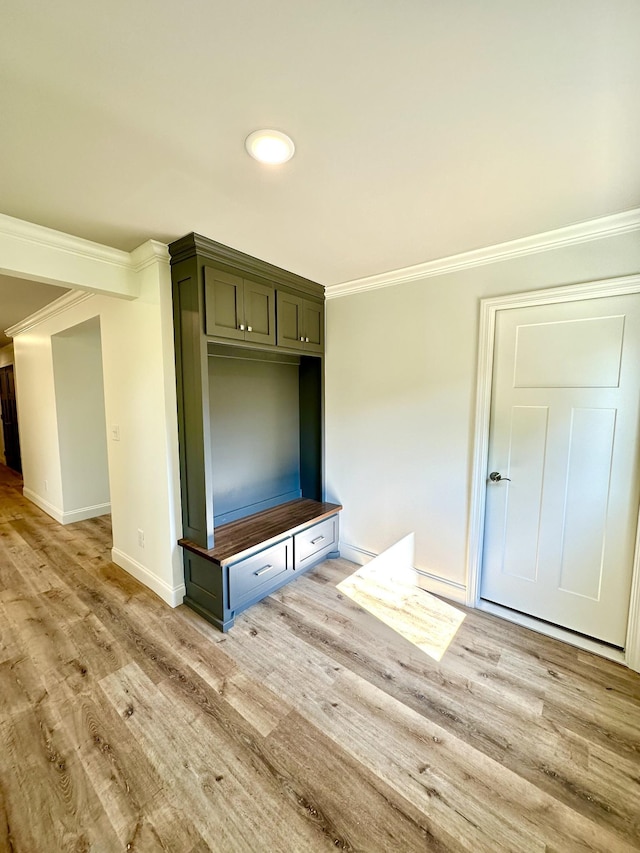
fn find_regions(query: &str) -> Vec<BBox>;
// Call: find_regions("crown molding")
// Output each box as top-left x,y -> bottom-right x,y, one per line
325,208 -> 640,300
0,215 -> 174,301
2,221 -> 173,338
0,213 -> 132,270
5,291 -> 95,338
130,239 -> 170,272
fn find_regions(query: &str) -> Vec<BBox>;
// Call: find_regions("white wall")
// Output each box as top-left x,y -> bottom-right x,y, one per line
325,229 -> 640,600
51,316 -> 110,518
13,249 -> 184,605
0,343 -> 15,464
15,330 -> 63,507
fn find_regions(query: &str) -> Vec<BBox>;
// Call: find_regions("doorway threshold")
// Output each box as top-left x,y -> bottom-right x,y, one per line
478,598 -> 626,666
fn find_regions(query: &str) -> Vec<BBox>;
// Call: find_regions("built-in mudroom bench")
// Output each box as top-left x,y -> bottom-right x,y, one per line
179,498 -> 341,631
169,233 -> 341,631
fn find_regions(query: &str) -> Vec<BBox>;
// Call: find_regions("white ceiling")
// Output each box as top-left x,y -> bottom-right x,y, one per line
0,0 -> 638,343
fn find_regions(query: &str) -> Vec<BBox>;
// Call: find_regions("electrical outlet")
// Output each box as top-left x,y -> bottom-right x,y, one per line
44,479 -> 48,492
111,425 -> 120,441
137,529 -> 144,548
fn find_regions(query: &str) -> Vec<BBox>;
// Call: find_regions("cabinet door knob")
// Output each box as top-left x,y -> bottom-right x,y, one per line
300,336 -> 305,342
239,324 -> 245,331
305,337 -> 309,342
247,326 -> 252,332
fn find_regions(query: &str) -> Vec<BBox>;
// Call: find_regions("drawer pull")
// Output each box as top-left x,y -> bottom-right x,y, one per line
254,564 -> 273,577
311,535 -> 325,545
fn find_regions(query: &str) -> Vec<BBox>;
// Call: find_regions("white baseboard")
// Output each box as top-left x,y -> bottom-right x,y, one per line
111,547 -> 186,607
23,487 -> 64,524
415,570 -> 467,605
24,488 -> 111,525
339,542 -> 376,566
339,539 -> 468,605
62,502 -> 111,524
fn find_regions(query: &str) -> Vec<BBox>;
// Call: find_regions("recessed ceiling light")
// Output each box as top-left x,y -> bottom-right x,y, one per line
245,129 -> 295,165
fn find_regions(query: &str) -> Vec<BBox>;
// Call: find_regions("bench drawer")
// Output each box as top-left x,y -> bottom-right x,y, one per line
294,515 -> 338,570
228,538 -> 291,611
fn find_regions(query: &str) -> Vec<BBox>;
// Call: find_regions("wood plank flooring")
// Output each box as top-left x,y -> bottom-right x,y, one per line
1,464 -> 639,852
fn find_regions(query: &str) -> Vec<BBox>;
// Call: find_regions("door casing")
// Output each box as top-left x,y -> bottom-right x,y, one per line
467,274 -> 640,672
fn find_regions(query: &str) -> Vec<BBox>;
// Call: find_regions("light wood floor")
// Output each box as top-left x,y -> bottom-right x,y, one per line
1,465 -> 639,852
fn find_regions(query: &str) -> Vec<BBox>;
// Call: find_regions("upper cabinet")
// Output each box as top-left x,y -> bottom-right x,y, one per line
276,292 -> 324,353
172,233 -> 325,355
204,267 -> 275,346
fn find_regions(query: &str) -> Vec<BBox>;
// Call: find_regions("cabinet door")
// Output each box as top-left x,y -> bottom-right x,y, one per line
302,300 -> 324,353
244,280 -> 275,346
276,292 -> 304,350
204,267 -> 245,340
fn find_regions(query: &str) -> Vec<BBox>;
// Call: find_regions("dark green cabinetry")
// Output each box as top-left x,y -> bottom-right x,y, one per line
180,501 -> 341,632
276,291 -> 324,353
228,538 -> 291,612
170,233 -> 340,631
204,267 -> 275,345
294,513 -> 338,570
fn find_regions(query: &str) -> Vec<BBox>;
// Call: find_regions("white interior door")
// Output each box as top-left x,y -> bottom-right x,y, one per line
481,294 -> 640,647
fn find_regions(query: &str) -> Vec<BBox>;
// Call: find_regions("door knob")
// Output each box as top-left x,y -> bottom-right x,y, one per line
489,471 -> 511,482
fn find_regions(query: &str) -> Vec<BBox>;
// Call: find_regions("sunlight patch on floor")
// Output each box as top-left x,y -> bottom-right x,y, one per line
337,560 -> 465,662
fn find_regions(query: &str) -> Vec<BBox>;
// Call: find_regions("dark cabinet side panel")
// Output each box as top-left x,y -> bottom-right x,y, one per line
183,551 -> 231,631
174,269 -> 215,548
299,356 -> 322,501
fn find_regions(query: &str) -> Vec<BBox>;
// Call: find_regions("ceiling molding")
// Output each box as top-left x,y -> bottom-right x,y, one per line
0,213 -> 132,270
2,230 -> 173,339
130,239 -> 170,272
0,214 -> 169,299
325,208 -> 640,300
5,291 -> 95,338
